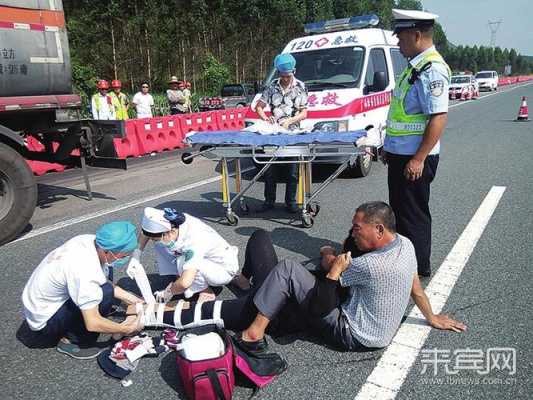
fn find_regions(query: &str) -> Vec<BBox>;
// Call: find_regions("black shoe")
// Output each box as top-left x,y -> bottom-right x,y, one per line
56,339 -> 108,360
233,332 -> 269,354
286,203 -> 300,213
257,203 -> 275,213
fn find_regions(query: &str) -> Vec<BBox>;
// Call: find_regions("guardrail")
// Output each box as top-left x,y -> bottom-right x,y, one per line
25,107 -> 249,174
498,75 -> 533,86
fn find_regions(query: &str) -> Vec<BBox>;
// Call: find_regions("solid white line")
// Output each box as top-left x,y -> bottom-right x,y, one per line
11,173 -> 236,244
354,185 -> 507,400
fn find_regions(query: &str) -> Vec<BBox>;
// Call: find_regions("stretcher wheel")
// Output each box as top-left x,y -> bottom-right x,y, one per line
239,202 -> 250,214
301,214 -> 314,228
306,203 -> 320,217
226,212 -> 239,226
181,152 -> 193,165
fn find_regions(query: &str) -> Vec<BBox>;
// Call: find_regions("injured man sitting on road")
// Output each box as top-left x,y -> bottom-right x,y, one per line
21,221 -> 144,359
126,201 -> 466,352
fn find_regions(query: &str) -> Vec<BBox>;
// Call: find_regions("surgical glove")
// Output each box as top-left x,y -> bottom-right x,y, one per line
154,283 -> 174,303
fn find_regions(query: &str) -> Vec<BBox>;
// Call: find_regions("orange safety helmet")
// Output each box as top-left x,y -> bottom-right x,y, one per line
97,79 -> 110,90
111,79 -> 122,88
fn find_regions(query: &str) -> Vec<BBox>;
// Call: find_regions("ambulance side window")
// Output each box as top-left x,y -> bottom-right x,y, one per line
390,48 -> 408,81
365,48 -> 389,92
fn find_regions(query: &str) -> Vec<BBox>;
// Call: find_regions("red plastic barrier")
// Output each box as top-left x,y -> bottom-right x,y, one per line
179,112 -> 218,134
215,109 -> 240,130
113,119 -> 142,158
164,116 -> 185,149
233,108 -> 246,129
25,136 -> 65,175
135,118 -> 164,154
135,116 -> 186,154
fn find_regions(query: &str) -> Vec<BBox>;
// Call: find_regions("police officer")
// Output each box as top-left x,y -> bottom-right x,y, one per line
383,9 -> 451,277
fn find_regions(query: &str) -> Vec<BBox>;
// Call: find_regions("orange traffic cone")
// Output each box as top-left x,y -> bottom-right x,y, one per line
516,96 -> 529,121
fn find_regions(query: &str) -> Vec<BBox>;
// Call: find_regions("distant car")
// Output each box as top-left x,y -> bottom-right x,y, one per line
449,74 -> 479,100
475,70 -> 498,91
199,83 -> 257,111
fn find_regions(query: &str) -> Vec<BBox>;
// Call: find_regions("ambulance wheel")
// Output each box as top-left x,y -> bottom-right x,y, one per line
348,153 -> 372,178
0,143 -> 37,245
181,152 -> 193,165
306,203 -> 320,217
301,214 -> 314,228
226,212 -> 239,226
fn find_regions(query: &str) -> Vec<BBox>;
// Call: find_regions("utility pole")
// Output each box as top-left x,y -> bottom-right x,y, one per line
488,19 -> 502,47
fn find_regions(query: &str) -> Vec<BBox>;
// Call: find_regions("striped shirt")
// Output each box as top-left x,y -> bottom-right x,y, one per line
339,234 -> 417,348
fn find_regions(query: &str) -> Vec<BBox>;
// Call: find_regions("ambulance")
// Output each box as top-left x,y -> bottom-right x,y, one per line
245,15 -> 408,177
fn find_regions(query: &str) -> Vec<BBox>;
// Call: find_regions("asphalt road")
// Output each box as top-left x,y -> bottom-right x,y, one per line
1,83 -> 532,400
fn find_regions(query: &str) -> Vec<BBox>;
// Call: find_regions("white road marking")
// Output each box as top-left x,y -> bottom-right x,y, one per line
10,169 -> 251,244
354,186 -> 506,400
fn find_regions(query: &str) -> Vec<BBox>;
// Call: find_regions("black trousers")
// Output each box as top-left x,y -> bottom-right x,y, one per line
168,229 -> 284,331
36,282 -> 114,345
387,153 -> 439,275
263,162 -> 299,206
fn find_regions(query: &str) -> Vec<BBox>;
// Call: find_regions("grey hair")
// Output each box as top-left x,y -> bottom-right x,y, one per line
356,201 -> 396,232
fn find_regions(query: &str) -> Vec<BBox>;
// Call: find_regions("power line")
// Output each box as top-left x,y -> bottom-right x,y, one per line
488,19 -> 502,47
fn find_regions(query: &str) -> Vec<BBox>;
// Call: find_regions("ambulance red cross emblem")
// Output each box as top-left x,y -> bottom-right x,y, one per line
315,37 -> 329,47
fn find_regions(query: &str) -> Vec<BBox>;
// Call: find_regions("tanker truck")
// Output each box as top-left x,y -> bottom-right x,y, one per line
0,0 -> 125,245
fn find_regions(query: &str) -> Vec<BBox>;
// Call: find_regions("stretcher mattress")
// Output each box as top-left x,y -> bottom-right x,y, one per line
186,130 -> 367,146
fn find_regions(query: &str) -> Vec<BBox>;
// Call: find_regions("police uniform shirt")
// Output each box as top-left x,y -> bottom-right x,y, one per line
384,46 -> 450,156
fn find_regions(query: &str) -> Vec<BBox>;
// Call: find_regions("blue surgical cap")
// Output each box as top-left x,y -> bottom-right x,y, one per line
96,221 -> 138,253
274,53 -> 296,73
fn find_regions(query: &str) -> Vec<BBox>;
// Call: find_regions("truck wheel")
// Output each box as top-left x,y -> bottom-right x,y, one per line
0,143 -> 37,245
347,152 -> 372,178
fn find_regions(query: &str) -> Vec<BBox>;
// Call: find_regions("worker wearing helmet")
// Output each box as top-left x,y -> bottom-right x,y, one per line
255,53 -> 308,213
22,221 -> 144,359
109,79 -> 130,120
91,80 -> 116,120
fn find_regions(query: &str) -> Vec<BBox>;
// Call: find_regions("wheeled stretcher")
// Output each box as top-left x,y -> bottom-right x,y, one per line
181,130 -> 368,227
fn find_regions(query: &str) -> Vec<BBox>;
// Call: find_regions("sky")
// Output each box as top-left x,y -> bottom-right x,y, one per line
421,0 -> 533,55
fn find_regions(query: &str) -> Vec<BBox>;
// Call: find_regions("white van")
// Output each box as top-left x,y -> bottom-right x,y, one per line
475,70 -> 499,91
245,15 -> 407,177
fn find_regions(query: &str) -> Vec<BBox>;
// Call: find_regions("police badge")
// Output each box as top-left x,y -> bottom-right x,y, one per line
429,80 -> 444,97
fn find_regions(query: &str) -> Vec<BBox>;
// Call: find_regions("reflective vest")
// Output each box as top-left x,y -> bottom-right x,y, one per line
386,50 -> 450,137
110,92 -> 129,120
92,93 -> 114,119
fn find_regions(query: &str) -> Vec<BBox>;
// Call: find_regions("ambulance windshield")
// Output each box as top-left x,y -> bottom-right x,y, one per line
265,46 -> 365,90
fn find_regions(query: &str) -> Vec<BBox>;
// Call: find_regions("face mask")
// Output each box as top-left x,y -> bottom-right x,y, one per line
104,252 -> 131,273
110,255 -> 131,268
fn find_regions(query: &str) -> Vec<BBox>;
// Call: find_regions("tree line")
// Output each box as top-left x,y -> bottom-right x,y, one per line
63,0 -> 532,101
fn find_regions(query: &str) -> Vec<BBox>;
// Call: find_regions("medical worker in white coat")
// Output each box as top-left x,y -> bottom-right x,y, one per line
134,207 -> 239,302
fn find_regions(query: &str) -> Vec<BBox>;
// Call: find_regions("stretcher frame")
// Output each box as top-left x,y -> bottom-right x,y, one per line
182,142 -> 366,227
